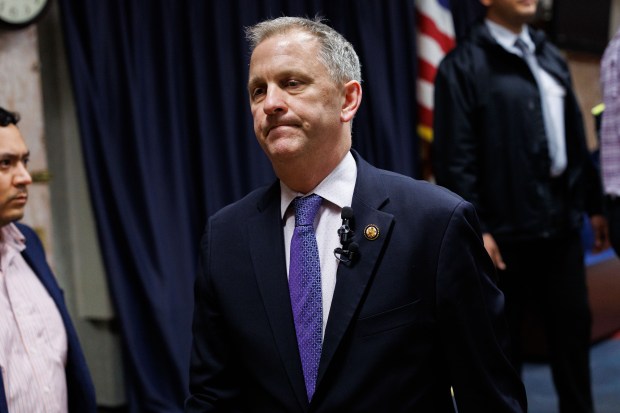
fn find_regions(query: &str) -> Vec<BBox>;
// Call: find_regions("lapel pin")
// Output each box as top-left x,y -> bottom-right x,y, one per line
364,224 -> 380,241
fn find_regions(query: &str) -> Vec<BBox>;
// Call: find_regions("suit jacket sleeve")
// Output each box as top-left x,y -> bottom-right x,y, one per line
436,201 -> 526,412
432,53 -> 489,232
185,219 -> 242,413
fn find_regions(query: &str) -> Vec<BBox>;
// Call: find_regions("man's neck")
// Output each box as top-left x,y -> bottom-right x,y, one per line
485,14 -> 526,35
274,145 -> 351,194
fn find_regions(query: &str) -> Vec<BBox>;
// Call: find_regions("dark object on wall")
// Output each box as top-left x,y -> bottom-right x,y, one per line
552,0 -> 611,54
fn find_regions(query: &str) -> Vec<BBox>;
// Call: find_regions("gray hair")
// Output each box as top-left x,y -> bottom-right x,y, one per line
245,16 -> 362,85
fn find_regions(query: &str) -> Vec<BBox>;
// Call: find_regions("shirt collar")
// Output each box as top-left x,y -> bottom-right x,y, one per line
1,223 -> 26,251
280,151 -> 357,218
485,19 -> 534,55
0,223 -> 26,272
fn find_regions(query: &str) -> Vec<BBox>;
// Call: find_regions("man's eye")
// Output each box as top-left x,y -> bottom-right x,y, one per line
252,87 -> 265,99
286,80 -> 300,87
22,158 -> 29,167
0,159 -> 11,167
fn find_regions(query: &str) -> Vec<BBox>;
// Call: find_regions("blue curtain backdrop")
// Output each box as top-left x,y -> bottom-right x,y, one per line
57,0 -> 480,411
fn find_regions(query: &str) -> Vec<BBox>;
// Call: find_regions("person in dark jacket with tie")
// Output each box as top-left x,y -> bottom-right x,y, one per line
433,1 -> 609,412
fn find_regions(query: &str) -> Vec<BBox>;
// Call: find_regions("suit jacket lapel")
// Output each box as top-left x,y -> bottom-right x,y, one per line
248,183 -> 309,409
317,154 -> 394,388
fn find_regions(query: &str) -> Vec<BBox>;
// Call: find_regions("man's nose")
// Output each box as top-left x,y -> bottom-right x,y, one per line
263,87 -> 287,115
15,163 -> 32,186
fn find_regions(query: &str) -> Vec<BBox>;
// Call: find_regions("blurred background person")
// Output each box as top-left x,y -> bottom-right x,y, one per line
432,1 -> 609,412
600,27 -> 620,256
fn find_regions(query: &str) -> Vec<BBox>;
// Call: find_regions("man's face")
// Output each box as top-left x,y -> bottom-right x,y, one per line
0,124 -> 31,227
482,0 -> 538,28
247,30 -> 347,165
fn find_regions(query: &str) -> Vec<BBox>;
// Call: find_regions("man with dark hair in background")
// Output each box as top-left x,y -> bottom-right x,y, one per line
433,1 -> 609,412
0,107 -> 96,413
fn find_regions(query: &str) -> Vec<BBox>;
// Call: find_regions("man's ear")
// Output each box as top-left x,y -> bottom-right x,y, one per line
340,80 -> 362,123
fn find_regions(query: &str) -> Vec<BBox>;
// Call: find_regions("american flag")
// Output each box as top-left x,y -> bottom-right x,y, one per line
415,0 -> 455,142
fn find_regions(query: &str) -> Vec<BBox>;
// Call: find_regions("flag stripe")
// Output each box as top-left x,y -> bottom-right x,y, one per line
417,78 -> 434,110
417,58 -> 437,85
415,0 -> 454,38
417,33 -> 449,68
416,13 -> 455,54
415,0 -> 455,142
418,105 -> 433,126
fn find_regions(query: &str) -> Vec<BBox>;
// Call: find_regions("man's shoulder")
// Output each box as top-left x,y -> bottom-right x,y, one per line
14,222 -> 35,236
13,222 -> 43,249
353,152 -> 465,208
438,25 -> 492,79
371,167 -> 467,210
441,39 -> 480,68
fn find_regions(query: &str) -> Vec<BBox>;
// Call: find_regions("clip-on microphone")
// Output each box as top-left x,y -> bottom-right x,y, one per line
334,206 -> 359,265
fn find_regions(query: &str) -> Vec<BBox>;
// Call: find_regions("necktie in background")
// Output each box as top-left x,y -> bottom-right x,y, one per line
289,194 -> 323,401
514,38 -> 566,176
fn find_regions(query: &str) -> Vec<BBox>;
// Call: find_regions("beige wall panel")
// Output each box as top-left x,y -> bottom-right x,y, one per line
0,26 -> 54,264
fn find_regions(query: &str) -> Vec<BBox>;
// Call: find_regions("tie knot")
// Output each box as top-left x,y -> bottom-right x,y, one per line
514,38 -> 530,54
293,194 -> 322,227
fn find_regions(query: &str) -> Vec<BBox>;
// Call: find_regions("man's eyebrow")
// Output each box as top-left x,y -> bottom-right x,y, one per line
248,70 -> 305,90
247,77 -> 261,91
0,151 -> 30,159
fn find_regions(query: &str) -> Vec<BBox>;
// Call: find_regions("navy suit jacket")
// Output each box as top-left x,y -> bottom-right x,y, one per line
0,224 -> 97,413
186,152 -> 526,412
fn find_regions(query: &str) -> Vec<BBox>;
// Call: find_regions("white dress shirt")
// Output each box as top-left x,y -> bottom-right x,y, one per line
281,152 -> 357,336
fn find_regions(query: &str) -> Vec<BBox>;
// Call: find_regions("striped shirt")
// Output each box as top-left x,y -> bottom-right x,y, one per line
601,28 -> 620,197
0,223 -> 68,413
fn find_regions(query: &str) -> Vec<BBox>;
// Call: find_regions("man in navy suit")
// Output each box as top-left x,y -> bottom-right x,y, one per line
186,16 -> 526,412
0,107 -> 96,413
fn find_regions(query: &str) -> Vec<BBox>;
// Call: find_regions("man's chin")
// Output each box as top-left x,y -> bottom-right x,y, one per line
0,211 -> 25,227
520,5 -> 538,19
261,140 -> 305,161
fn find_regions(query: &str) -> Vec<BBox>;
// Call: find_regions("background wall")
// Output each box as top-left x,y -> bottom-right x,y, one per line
567,53 -> 604,150
0,26 -> 51,258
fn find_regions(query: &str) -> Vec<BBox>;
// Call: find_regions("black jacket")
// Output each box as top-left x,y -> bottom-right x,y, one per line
432,22 -> 603,242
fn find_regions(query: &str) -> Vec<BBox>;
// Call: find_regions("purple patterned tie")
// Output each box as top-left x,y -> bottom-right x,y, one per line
289,194 -> 323,401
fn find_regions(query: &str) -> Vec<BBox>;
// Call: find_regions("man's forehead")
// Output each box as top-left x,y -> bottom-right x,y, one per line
249,32 -> 320,77
0,125 -> 29,152
252,30 -> 318,57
